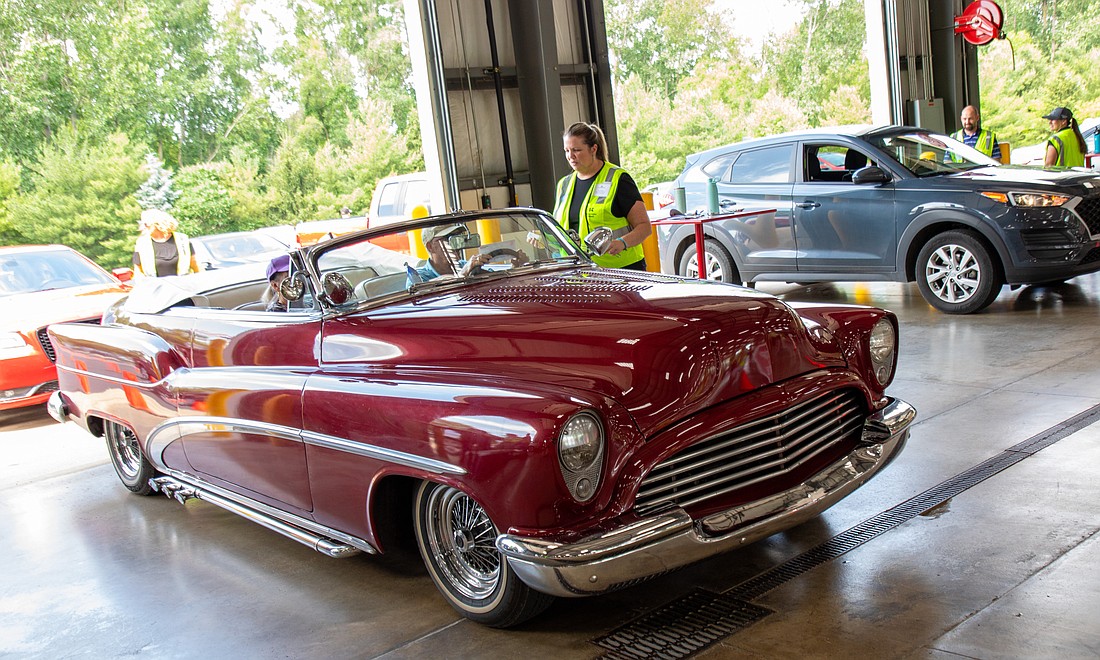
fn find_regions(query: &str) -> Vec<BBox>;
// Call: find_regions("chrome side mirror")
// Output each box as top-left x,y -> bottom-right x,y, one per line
583,226 -> 614,255
280,272 -> 306,302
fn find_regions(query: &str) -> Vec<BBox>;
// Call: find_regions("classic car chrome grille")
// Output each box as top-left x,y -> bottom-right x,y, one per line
634,389 -> 865,514
36,317 -> 101,363
1076,196 -> 1100,235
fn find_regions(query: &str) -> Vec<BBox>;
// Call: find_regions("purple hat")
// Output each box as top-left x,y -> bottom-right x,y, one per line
266,254 -> 290,281
1042,107 -> 1073,121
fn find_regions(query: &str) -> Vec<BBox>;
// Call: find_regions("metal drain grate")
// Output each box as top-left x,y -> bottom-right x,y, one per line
593,590 -> 773,659
593,401 -> 1100,657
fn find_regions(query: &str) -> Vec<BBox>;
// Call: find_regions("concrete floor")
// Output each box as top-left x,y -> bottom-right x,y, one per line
2,276 -> 1100,659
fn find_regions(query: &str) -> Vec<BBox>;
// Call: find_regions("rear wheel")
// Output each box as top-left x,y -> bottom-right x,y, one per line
413,481 -> 553,627
915,230 -> 1003,314
104,420 -> 157,495
678,238 -> 739,283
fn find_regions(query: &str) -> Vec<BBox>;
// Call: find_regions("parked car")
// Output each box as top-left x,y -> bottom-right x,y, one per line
368,171 -> 431,228
191,230 -> 291,270
659,125 -> 1100,313
0,245 -> 129,411
46,208 -> 914,626
1010,117 -> 1098,166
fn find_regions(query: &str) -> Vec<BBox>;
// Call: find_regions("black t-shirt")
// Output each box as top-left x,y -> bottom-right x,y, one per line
566,170 -> 643,234
133,237 -> 193,277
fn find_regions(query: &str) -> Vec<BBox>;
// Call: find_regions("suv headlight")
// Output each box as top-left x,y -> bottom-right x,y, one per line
558,412 -> 604,502
1010,192 -> 1070,207
868,318 -> 896,386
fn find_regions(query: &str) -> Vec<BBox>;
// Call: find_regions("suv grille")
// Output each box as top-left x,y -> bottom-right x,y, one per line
1077,196 -> 1100,236
36,318 -> 101,362
635,389 -> 865,514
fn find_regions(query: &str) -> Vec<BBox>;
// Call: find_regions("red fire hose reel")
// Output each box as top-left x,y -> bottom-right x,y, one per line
954,0 -> 1004,45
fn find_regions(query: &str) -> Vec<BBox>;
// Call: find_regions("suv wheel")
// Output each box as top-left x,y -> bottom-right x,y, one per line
678,239 -> 739,283
916,230 -> 1003,314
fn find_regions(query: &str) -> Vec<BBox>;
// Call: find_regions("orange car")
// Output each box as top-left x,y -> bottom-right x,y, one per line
0,245 -> 130,411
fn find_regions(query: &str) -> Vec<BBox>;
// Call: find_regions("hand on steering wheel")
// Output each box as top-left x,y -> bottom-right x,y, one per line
466,248 -> 527,275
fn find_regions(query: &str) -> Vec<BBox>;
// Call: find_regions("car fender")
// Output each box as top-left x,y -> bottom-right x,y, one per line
897,207 -> 1011,281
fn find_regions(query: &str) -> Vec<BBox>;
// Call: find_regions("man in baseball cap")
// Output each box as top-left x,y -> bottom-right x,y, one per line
407,223 -> 488,285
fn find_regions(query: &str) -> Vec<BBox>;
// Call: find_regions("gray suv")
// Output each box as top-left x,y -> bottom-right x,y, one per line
657,125 -> 1100,313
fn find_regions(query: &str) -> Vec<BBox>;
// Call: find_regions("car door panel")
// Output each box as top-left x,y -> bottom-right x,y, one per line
795,143 -> 897,273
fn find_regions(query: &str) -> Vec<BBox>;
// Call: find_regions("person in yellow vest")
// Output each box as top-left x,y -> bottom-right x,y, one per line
553,122 -> 651,270
1042,106 -> 1087,168
132,208 -> 200,278
950,105 -> 1001,162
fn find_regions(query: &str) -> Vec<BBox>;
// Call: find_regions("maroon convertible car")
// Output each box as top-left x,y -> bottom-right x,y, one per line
47,208 -> 915,627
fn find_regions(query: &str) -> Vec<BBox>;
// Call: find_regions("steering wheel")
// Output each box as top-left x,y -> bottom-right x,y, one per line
470,248 -> 526,275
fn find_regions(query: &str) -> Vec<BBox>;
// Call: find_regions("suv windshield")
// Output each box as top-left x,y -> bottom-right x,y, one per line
866,131 -> 1001,177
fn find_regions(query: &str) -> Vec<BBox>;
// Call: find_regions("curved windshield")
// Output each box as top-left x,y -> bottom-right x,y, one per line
0,248 -> 117,296
198,233 -> 287,261
312,210 -> 586,307
865,130 -> 1001,177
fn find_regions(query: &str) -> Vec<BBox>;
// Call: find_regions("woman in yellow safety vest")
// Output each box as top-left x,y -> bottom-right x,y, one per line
553,122 -> 651,270
1042,106 -> 1086,168
132,208 -> 200,278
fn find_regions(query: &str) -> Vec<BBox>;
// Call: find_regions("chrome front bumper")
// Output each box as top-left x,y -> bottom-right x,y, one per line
497,397 -> 915,598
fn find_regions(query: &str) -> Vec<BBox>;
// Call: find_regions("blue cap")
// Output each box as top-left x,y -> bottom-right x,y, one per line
266,254 -> 290,281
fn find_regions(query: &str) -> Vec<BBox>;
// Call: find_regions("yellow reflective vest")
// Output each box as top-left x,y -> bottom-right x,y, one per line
552,162 -> 644,268
949,128 -> 997,161
134,232 -> 193,277
1047,128 -> 1085,167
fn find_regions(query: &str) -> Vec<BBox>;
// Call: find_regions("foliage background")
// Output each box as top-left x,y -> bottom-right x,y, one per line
0,0 -> 1096,268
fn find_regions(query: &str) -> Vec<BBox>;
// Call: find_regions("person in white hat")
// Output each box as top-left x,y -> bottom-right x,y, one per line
132,208 -> 199,277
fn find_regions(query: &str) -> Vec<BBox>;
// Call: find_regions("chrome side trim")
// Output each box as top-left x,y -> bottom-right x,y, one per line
144,416 -> 466,477
47,391 -> 70,424
55,364 -> 166,389
300,430 -> 467,475
498,397 -> 915,598
151,472 -> 377,557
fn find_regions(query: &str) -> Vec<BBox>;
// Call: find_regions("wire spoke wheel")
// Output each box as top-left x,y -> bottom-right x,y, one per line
422,485 -> 501,600
104,420 -> 156,495
414,481 -> 553,626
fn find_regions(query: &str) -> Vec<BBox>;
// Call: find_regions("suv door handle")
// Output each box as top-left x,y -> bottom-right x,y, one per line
796,201 -> 821,209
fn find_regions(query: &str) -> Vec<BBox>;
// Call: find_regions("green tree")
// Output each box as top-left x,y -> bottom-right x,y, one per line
7,130 -> 145,268
173,165 -> 235,237
605,0 -> 735,99
0,160 -> 22,245
135,154 -> 179,211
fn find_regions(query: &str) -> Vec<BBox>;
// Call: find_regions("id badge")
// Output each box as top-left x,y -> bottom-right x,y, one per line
594,182 -> 611,197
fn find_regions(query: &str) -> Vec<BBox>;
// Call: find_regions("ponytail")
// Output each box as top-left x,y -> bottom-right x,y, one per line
563,122 -> 609,162
1070,118 -> 1088,154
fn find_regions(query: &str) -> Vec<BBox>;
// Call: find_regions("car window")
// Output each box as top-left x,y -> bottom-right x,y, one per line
402,184 -> 430,215
866,130 -> 999,176
0,249 -> 116,296
728,145 -> 793,184
683,153 -> 736,184
375,182 -> 401,217
804,144 -> 874,182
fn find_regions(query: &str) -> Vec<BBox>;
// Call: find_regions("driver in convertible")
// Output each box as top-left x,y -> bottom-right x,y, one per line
407,224 -> 491,285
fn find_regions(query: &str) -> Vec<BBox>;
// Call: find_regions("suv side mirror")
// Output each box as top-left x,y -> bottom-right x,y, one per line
851,166 -> 891,185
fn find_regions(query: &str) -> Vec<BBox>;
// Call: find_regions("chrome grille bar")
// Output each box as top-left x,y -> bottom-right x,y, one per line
635,389 -> 865,513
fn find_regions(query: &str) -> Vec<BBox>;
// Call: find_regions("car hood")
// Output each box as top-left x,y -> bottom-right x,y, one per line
947,165 -> 1100,192
0,283 -> 127,332
329,269 -> 841,437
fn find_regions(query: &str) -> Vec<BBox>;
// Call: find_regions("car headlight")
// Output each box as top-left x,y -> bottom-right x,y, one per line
1009,192 -> 1070,207
558,412 -> 604,502
868,318 -> 896,386
0,331 -> 33,359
